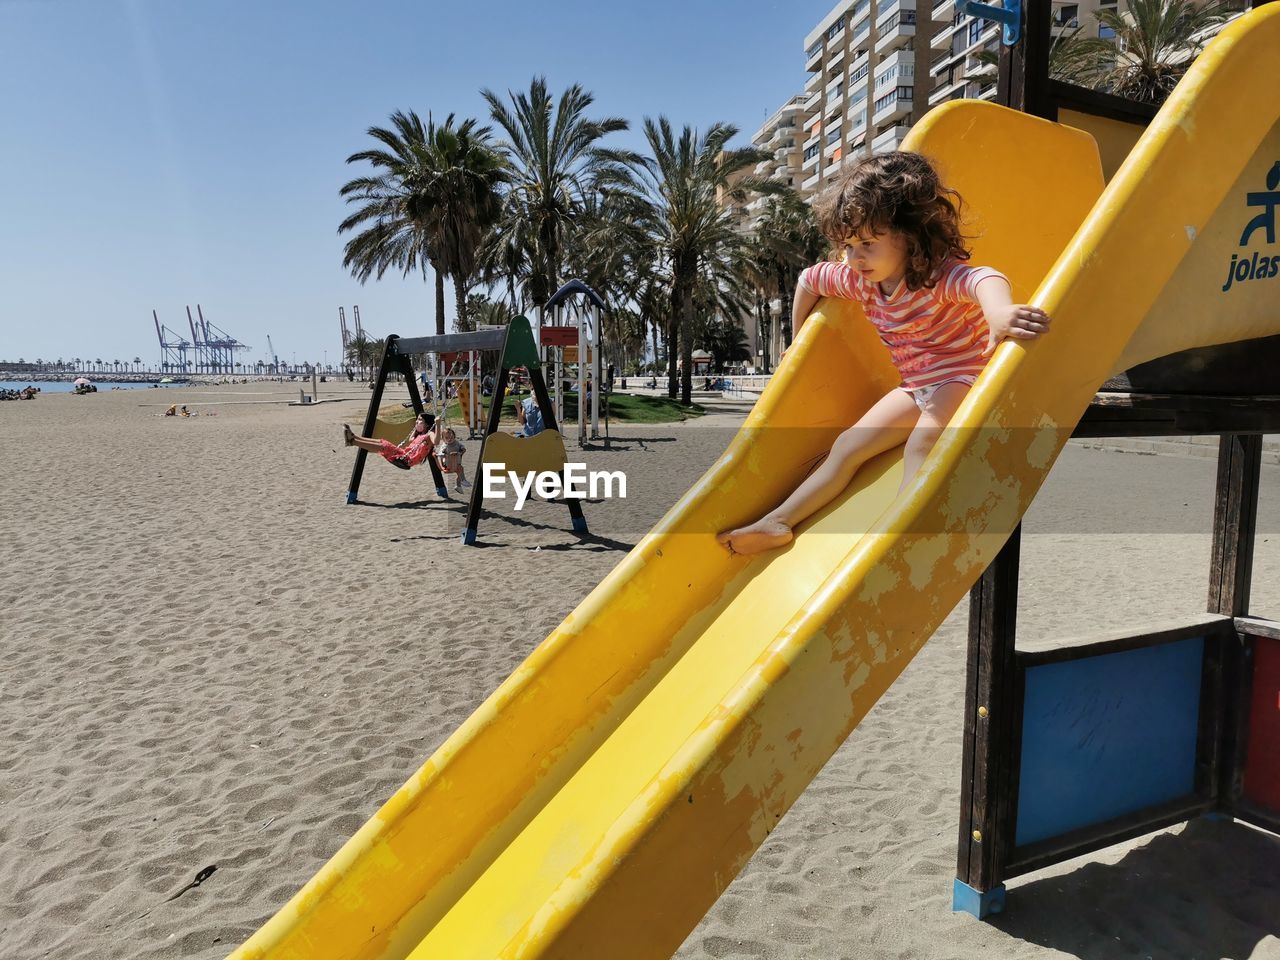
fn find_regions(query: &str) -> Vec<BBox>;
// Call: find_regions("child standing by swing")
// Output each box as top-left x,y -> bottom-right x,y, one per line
718,151 -> 1052,557
434,426 -> 471,492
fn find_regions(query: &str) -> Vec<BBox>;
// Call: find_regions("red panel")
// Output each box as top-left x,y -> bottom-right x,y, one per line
1243,636 -> 1280,812
540,326 -> 578,348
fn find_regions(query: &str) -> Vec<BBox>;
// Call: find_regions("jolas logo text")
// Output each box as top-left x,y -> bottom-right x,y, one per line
1222,160 -> 1280,293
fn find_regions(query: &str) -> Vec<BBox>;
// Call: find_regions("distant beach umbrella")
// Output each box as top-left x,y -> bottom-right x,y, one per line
73,377 -> 91,386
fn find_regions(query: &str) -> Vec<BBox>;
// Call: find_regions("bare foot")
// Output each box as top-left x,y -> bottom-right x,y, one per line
716,517 -> 794,556
342,424 -> 356,447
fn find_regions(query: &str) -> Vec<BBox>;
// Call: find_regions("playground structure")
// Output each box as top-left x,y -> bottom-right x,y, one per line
422,343 -> 487,439
952,0 -> 1280,918
231,6 -> 1280,958
345,314 -> 587,546
538,279 -> 605,446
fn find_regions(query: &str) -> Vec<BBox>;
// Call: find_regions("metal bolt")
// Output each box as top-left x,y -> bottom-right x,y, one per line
978,706 -> 989,719
972,830 -> 983,842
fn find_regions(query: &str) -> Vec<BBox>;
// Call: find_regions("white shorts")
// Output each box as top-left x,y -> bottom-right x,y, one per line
902,375 -> 977,411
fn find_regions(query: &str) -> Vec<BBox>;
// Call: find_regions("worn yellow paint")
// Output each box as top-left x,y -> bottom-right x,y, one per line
228,8 -> 1280,959
481,429 -> 569,478
368,418 -> 413,445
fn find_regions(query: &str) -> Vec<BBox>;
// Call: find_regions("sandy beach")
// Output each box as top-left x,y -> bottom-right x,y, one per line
2,382 -> 1278,960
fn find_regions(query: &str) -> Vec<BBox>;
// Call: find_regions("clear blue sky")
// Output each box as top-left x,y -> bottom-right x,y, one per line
0,0 -> 834,369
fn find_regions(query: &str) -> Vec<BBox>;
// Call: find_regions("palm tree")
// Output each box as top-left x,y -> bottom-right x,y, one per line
1049,0 -> 1238,104
561,188 -> 653,372
629,117 -> 772,404
751,193 -> 827,366
696,316 -> 752,372
421,118 -> 507,332
480,77 -> 639,311
345,334 -> 375,379
340,111 -> 502,335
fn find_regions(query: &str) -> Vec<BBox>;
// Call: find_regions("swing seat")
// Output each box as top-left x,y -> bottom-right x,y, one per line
369,417 -> 411,444
481,429 -> 568,477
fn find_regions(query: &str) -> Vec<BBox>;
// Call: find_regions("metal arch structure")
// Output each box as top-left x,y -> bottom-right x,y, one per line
542,279 -> 606,445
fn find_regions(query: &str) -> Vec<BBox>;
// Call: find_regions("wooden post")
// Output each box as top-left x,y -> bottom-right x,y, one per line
346,334 -> 399,504
529,364 -> 588,535
996,1 -> 1054,119
1208,434 -> 1263,811
954,524 -> 1022,918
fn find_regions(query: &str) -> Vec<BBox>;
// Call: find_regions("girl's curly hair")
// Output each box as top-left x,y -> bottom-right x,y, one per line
813,151 -> 972,292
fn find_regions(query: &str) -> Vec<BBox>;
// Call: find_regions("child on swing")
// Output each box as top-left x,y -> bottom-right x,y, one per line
342,413 -> 472,492
717,151 -> 1051,557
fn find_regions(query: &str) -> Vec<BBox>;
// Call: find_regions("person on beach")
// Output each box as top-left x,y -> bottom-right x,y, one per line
515,396 -> 545,438
717,151 -> 1052,557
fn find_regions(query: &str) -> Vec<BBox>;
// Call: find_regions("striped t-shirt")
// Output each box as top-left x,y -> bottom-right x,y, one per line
798,258 -> 1009,390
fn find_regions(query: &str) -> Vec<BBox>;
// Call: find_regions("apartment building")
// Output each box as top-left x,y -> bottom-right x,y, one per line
796,0 -> 1238,198
795,0 -> 937,196
745,94 -> 808,221
929,1 -> 1123,110
930,0 -> 1248,110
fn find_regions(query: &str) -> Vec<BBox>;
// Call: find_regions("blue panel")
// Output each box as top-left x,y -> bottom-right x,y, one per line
952,878 -> 1006,919
1015,637 -> 1204,847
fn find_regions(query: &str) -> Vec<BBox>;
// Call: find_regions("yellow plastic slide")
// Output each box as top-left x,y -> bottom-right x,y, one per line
231,7 -> 1280,958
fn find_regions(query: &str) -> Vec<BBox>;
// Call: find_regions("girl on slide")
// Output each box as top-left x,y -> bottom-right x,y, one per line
717,151 -> 1052,557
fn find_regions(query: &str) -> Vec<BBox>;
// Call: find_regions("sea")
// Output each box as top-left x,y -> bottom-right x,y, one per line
0,380 -> 175,393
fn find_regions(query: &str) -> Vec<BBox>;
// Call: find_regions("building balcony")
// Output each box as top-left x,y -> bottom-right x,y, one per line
806,70 -> 824,93
930,46 -> 964,76
802,130 -> 821,151
825,90 -> 846,114
806,46 -> 824,72
877,47 -> 914,81
962,23 -> 1000,57
878,0 -> 907,20
827,45 -> 846,72
932,0 -> 956,20
931,17 -> 961,50
872,87 -> 913,125
928,75 -> 967,105
876,13 -> 917,54
872,122 -> 912,153
801,170 -> 822,191
803,91 -> 823,116
802,150 -> 821,171
976,82 -> 998,101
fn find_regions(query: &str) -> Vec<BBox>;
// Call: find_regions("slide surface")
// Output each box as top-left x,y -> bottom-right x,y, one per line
231,7 -> 1280,958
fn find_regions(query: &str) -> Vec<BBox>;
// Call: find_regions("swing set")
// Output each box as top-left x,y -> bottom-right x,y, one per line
345,315 -> 588,546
